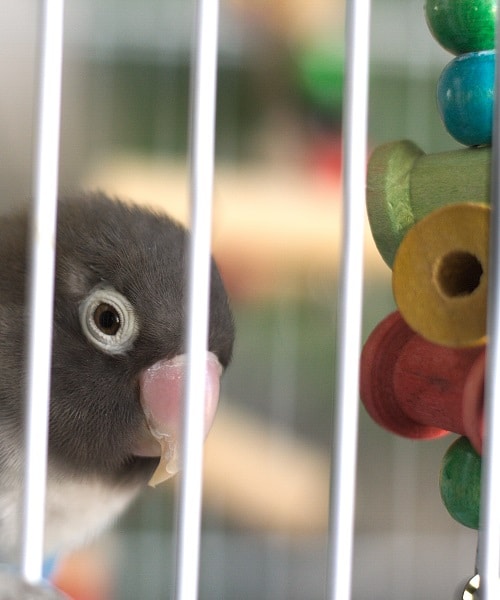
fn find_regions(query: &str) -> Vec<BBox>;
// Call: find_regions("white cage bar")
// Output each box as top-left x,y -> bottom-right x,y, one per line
175,0 -> 220,598
478,6 -> 500,598
326,0 -> 370,598
22,0 -> 64,584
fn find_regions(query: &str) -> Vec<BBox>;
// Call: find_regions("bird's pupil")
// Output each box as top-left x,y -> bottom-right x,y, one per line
94,304 -> 121,335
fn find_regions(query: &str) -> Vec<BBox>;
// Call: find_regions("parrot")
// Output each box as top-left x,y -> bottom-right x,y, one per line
0,192 -> 234,597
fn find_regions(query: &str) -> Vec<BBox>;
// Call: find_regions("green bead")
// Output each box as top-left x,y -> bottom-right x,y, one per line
440,437 -> 481,529
425,0 -> 496,54
366,140 -> 491,268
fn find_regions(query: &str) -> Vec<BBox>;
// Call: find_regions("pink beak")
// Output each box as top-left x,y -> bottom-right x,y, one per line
135,351 -> 222,484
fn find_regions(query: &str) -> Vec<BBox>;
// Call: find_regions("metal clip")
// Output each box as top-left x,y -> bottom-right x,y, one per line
462,574 -> 480,600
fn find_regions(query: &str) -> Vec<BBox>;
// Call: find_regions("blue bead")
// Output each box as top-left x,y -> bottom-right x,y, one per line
437,50 -> 495,147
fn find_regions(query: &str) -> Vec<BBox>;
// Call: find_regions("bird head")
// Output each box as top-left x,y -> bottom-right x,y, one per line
45,193 -> 235,486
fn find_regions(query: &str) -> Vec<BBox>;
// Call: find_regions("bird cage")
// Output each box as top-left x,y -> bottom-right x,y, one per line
1,0 -> 499,599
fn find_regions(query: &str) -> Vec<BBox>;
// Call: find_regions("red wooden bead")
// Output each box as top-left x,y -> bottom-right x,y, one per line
360,312 -> 485,453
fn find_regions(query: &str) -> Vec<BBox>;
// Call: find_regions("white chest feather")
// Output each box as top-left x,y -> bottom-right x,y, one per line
0,467 -> 139,562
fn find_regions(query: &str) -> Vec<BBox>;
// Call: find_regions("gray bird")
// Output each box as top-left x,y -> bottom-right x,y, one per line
0,193 -> 234,594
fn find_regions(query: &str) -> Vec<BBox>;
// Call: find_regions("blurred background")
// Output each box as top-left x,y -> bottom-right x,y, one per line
0,0 -> 479,598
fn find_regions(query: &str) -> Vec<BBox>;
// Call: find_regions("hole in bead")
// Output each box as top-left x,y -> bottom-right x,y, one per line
435,251 -> 483,298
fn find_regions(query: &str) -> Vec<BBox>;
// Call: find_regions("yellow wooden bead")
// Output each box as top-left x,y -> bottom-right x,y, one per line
392,203 -> 489,347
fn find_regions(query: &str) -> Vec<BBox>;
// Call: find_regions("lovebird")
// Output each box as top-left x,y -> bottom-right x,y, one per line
0,193 -> 234,598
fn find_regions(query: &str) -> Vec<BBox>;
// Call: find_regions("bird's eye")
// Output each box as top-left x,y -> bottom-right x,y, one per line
79,285 -> 138,355
93,303 -> 121,335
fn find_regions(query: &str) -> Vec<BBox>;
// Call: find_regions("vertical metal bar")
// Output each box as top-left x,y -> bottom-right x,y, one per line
326,0 -> 371,598
21,0 -> 64,584
477,8 -> 500,597
174,0 -> 219,598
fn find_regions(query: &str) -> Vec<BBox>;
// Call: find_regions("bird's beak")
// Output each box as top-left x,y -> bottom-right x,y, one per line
135,351 -> 222,486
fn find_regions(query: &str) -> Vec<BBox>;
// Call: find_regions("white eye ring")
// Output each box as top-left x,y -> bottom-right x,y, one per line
79,285 -> 139,355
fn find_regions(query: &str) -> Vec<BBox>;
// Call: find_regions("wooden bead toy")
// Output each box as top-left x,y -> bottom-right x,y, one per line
366,140 -> 490,267
425,0 -> 496,55
437,50 -> 495,146
362,0 -> 496,587
360,312 -> 485,452
392,202 -> 490,347
440,436 -> 481,529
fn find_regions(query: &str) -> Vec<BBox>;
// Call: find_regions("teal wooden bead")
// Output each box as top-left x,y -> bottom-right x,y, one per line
366,141 -> 490,267
437,51 -> 495,147
440,436 -> 481,529
425,0 -> 496,54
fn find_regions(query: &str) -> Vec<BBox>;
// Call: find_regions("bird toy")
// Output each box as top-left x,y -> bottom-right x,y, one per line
360,1 -> 496,596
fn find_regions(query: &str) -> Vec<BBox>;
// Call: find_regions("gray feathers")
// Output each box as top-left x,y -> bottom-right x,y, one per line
0,192 -> 234,561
